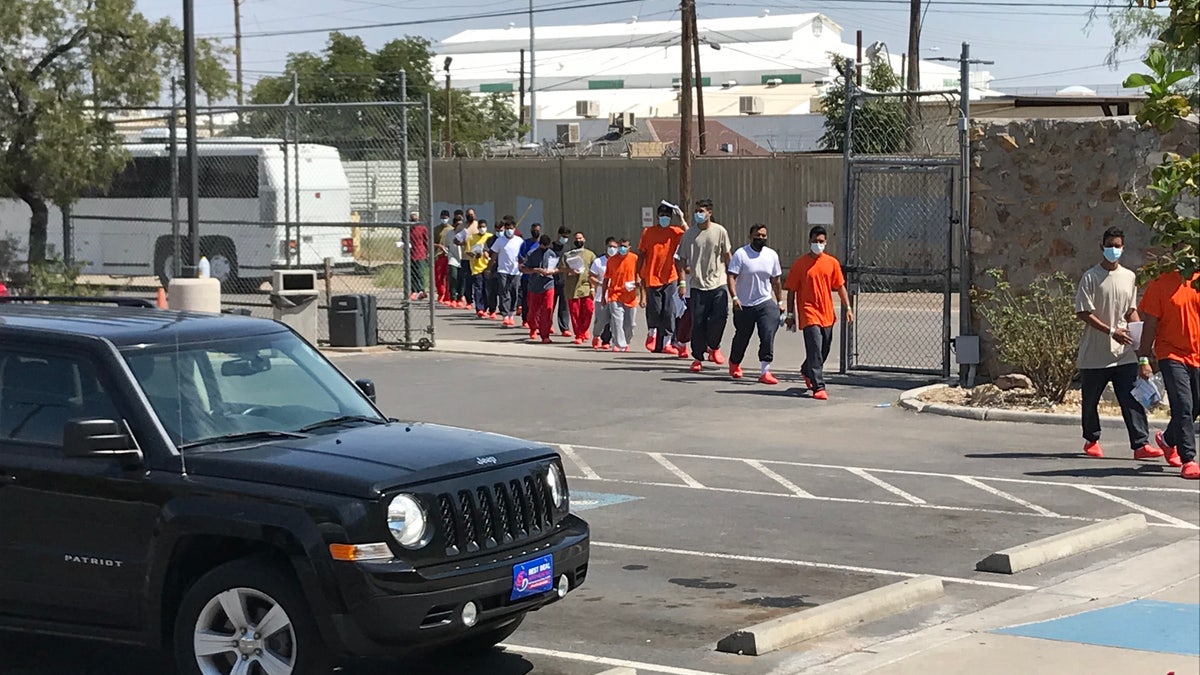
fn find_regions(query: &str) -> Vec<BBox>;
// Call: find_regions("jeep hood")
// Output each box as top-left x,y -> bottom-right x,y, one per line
180,422 -> 558,498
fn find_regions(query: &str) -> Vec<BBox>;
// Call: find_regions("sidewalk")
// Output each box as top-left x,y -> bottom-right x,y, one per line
810,536 -> 1200,675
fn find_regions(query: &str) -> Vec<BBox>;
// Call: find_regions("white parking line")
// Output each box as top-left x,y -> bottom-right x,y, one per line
1074,485 -> 1197,529
500,644 -> 728,675
649,452 -> 706,488
559,443 -> 601,481
846,467 -> 927,504
746,459 -> 816,498
593,542 -> 1039,591
955,476 -> 1061,517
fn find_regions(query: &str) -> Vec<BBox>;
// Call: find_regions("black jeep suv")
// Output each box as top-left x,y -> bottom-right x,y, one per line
0,300 -> 589,674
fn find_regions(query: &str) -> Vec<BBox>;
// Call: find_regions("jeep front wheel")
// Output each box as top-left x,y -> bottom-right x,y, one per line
174,558 -> 333,675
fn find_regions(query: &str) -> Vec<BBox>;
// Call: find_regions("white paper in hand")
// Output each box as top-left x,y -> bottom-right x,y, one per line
1131,377 -> 1162,409
1127,321 -> 1144,351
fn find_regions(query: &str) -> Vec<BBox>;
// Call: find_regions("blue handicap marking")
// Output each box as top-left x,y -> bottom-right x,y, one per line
570,491 -> 642,512
994,600 -> 1200,656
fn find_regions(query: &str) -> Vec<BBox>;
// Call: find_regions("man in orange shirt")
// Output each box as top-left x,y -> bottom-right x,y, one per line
639,202 -> 687,355
602,238 -> 642,352
784,226 -> 854,400
1137,268 -> 1200,480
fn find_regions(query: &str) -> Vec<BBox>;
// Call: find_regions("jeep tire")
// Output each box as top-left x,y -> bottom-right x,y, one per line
173,557 -> 334,675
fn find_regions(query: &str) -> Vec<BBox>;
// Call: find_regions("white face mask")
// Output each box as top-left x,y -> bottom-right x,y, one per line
811,242 -> 826,255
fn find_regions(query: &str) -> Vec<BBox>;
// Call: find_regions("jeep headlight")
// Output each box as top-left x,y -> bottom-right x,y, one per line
546,463 -> 566,509
387,494 -> 429,549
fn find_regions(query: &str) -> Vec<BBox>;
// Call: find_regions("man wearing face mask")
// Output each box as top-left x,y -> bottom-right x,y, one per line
639,202 -> 688,355
589,237 -> 618,350
564,231 -> 597,344
727,224 -> 784,385
433,210 -> 453,305
552,226 -> 574,336
465,219 -> 493,317
676,199 -> 733,372
1074,227 -> 1161,461
490,216 -> 525,327
784,226 -> 853,400
602,238 -> 641,352
408,211 -> 430,301
519,223 -> 544,327
520,234 -> 559,343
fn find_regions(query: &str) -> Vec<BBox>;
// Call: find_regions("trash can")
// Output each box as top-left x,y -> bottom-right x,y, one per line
271,270 -> 319,344
328,294 -> 378,347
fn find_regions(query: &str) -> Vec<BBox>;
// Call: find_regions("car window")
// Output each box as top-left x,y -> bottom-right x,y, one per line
0,350 -> 121,448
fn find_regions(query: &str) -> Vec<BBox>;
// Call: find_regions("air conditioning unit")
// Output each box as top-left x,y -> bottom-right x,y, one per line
575,100 -> 600,118
739,96 -> 764,115
608,112 -> 635,129
556,123 -> 580,145
722,80 -> 738,89
765,78 -> 784,87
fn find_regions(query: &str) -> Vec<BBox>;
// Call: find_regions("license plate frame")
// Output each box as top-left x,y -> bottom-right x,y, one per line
511,554 -> 555,601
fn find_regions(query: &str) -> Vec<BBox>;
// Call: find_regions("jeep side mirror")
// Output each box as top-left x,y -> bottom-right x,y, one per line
63,419 -> 142,467
355,379 -> 377,403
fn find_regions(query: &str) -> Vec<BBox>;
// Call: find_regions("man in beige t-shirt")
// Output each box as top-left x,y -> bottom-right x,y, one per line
1074,226 -> 1161,461
676,198 -> 733,372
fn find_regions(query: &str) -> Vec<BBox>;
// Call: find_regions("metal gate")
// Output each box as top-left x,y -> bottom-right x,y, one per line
840,84 -> 961,376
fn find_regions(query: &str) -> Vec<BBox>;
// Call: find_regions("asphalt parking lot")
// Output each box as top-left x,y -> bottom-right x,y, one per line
3,346 -> 1195,675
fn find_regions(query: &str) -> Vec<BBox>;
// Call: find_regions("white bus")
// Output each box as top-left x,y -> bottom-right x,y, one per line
0,136 -> 358,290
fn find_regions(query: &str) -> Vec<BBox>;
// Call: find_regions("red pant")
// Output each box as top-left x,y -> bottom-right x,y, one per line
434,256 -> 450,302
568,297 -> 594,339
527,289 -> 555,340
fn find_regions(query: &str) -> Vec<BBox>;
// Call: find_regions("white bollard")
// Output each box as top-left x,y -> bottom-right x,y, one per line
167,278 -> 222,314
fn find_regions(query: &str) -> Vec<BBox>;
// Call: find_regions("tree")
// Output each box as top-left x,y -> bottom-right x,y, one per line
819,53 -> 906,154
1091,5 -> 1199,105
0,0 -> 231,263
1119,0 -> 1199,289
241,33 -> 521,158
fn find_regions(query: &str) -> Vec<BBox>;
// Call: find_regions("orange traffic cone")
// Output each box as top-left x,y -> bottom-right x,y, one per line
156,287 -> 168,309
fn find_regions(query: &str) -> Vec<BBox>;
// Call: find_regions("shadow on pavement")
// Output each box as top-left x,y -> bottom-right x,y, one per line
1023,465 -> 1174,479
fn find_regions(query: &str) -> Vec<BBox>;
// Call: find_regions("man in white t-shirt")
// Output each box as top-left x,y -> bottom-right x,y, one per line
588,237 -> 618,350
440,215 -> 465,307
490,216 -> 525,327
726,224 -> 784,384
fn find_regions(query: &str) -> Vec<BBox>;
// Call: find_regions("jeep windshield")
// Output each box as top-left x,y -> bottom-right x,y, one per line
121,331 -> 384,450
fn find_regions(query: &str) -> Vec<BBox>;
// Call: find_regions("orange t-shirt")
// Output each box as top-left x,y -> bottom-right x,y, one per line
638,225 -> 685,287
604,252 -> 640,307
1138,272 -> 1200,367
784,253 -> 846,329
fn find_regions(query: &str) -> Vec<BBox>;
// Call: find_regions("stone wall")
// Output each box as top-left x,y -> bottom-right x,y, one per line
969,115 -> 1199,378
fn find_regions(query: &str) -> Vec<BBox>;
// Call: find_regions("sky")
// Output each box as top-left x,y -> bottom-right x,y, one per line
136,0 -> 1160,96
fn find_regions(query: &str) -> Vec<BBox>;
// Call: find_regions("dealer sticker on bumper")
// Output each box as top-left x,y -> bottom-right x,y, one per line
511,554 -> 554,601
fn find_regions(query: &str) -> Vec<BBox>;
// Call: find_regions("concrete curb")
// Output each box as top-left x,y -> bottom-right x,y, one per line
715,576 -> 945,656
898,383 -> 1132,429
975,513 -> 1149,575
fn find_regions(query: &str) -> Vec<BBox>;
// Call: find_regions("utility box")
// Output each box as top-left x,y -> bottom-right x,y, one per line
270,270 -> 319,344
328,294 -> 378,347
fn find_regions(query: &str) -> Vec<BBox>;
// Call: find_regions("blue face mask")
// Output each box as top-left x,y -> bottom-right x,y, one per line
558,237 -> 568,245
617,245 -> 629,255
606,246 -> 618,257
1103,246 -> 1122,263
693,212 -> 706,225
504,229 -> 515,239
658,215 -> 671,227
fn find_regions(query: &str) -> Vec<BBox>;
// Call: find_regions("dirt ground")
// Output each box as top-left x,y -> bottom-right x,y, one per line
919,384 -> 1172,421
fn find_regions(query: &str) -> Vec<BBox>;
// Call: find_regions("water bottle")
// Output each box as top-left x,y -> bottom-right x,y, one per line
197,256 -> 211,279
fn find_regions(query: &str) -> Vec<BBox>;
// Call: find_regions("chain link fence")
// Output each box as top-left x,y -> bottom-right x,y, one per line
841,89 -> 961,376
62,98 -> 436,348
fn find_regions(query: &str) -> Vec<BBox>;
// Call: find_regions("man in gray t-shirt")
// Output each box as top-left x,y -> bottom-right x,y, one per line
1074,226 -> 1162,461
675,198 -> 733,371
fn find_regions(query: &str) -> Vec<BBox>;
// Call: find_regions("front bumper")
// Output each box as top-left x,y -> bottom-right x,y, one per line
326,514 -> 589,656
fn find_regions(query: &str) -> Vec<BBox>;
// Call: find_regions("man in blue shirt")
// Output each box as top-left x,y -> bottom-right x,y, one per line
518,223 -> 543,327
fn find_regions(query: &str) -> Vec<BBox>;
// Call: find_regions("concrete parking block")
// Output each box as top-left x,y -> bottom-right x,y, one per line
715,575 -> 945,656
976,514 -> 1149,575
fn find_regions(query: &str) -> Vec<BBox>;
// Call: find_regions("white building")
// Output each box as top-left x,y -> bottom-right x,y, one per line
436,12 -> 995,126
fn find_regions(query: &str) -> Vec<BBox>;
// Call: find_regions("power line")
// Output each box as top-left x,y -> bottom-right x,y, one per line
989,62 -> 1112,82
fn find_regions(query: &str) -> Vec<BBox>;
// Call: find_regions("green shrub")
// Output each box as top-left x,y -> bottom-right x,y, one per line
973,269 -> 1081,403
26,251 -> 97,297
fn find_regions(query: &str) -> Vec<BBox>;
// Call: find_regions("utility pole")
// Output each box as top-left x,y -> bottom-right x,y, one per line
183,0 -> 200,273
233,0 -> 244,105
528,0 -> 538,145
443,58 -> 453,157
519,49 -> 526,131
906,0 -> 921,91
679,0 -> 694,209
856,30 -> 863,86
691,7 -> 707,155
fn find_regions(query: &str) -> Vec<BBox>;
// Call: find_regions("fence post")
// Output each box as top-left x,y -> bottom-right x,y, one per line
169,83 -> 182,280
424,94 -> 436,348
291,73 -> 302,267
399,72 -> 413,348
840,56 -> 856,375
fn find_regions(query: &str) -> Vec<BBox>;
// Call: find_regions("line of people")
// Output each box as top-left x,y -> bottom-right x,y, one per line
431,199 -> 855,398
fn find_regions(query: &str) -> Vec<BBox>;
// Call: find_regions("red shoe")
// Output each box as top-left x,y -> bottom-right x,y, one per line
709,349 -> 726,366
476,310 -> 486,318
813,389 -> 829,400
619,346 -> 630,352
1182,462 -> 1200,480
592,337 -> 601,349
602,343 -> 613,351
410,292 -> 420,301
1156,432 -> 1183,467
1133,444 -> 1164,460
561,330 -> 572,337
501,317 -> 512,327
574,337 -> 584,345
690,360 -> 703,373
645,334 -> 656,352
529,331 -> 538,340
488,312 -> 499,320
522,322 -> 530,328
662,344 -> 679,356
1084,441 -> 1103,458
730,363 -> 743,379
759,371 -> 779,385
677,345 -> 690,359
